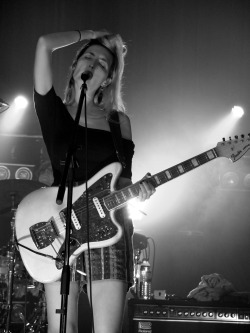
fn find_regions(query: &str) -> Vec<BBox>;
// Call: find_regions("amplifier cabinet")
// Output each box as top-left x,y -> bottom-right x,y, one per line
128,298 -> 250,333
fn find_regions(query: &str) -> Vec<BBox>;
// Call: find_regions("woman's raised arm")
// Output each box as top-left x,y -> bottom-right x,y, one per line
34,30 -> 107,95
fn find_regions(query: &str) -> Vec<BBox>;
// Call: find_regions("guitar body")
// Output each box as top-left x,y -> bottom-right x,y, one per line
15,134 -> 250,283
15,162 -> 123,283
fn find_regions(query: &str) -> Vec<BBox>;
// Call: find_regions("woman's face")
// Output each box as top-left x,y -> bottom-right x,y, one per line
73,44 -> 113,94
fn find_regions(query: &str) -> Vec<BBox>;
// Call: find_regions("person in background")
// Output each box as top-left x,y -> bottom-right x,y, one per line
36,160 -> 54,186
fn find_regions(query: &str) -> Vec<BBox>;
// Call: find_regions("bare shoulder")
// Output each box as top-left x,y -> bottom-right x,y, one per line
118,112 -> 132,140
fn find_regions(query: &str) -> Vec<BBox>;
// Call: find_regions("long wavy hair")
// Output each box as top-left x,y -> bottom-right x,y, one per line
64,34 -> 127,113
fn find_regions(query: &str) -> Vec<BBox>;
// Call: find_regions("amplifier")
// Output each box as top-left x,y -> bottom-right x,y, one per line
128,298 -> 250,333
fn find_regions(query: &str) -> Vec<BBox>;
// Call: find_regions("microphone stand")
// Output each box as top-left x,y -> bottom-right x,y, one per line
55,77 -> 89,333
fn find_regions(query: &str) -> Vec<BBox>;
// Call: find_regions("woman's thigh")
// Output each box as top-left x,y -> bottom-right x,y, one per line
45,281 -> 80,333
86,279 -> 128,333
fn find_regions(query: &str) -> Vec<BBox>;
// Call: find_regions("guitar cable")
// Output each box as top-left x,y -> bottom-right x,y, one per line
16,241 -> 62,263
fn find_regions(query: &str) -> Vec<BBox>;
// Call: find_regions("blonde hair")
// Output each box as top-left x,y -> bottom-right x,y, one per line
64,34 -> 127,113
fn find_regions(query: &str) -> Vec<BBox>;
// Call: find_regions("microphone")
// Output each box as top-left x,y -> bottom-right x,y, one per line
81,71 -> 93,82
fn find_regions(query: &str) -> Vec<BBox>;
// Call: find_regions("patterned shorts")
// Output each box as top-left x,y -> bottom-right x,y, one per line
72,208 -> 134,289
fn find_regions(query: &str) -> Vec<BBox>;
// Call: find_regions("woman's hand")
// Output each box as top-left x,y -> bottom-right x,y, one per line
138,173 -> 156,201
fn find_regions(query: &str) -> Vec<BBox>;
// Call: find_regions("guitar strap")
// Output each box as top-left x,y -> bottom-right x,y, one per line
108,110 -> 126,169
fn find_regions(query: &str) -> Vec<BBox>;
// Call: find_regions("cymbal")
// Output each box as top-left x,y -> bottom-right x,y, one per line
0,179 -> 42,214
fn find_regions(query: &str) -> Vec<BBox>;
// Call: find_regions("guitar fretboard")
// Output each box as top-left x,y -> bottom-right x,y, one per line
104,148 -> 218,211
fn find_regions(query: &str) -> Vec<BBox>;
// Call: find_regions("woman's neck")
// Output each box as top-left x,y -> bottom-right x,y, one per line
67,101 -> 110,131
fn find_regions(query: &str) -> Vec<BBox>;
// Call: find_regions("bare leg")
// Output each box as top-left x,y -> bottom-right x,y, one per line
45,281 -> 80,333
86,280 -> 127,333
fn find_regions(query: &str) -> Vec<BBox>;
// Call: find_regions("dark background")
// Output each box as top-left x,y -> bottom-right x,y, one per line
0,0 -> 250,323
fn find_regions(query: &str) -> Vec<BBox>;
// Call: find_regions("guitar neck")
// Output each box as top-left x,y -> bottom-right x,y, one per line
104,147 -> 218,211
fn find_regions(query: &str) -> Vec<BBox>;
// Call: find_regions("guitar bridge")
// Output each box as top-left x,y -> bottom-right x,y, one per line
30,218 -> 58,249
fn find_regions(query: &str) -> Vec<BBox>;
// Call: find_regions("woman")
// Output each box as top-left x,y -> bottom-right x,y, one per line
33,29 -> 155,333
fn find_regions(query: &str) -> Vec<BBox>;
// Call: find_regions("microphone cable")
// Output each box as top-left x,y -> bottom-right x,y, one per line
83,83 -> 95,333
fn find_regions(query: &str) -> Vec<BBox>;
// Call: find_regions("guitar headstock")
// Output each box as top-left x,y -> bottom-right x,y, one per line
216,134 -> 250,162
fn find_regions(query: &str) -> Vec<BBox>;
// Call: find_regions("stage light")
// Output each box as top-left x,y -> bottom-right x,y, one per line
0,163 -> 35,180
243,174 -> 250,188
220,171 -> 240,188
219,157 -> 250,191
0,95 -> 29,131
14,96 -> 28,109
15,166 -> 33,180
0,98 -> 9,113
231,106 -> 244,118
0,165 -> 11,179
128,198 -> 147,220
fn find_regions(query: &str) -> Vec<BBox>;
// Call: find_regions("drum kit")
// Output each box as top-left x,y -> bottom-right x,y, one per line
0,179 -> 47,333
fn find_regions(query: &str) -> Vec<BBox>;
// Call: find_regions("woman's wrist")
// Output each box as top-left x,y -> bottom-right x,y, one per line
75,30 -> 82,42
75,30 -> 95,42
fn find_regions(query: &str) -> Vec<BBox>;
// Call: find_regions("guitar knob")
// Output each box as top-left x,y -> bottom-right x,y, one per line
229,136 -> 232,140
235,135 -> 238,139
222,138 -> 225,141
241,134 -> 245,138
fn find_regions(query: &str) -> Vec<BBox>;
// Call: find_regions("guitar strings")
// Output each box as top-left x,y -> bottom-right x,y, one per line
30,185 -> 137,235
32,193 -> 126,235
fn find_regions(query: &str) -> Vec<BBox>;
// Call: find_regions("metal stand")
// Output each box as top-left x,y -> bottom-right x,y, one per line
133,249 -> 142,298
5,195 -> 17,333
56,78 -> 89,333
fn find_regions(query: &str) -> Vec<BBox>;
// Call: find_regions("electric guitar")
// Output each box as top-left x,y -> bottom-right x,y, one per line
15,135 -> 250,283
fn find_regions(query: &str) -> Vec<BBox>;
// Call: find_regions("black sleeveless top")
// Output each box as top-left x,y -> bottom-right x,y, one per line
34,87 -> 135,186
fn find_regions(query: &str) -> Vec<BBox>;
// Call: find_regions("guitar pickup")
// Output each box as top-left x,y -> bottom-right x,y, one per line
93,197 -> 105,218
30,218 -> 58,249
59,209 -> 81,230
